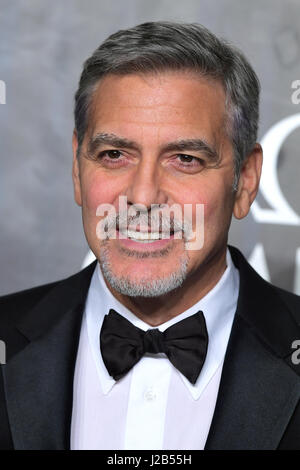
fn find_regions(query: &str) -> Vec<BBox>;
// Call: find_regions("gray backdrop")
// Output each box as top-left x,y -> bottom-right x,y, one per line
1,0 -> 300,295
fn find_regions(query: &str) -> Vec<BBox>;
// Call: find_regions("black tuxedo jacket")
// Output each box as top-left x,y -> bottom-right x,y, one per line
0,245 -> 299,450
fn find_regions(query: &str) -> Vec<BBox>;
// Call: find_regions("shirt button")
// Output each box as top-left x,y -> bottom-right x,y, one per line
144,388 -> 157,402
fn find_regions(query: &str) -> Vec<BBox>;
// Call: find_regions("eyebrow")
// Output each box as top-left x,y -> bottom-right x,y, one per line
88,133 -> 140,154
87,132 -> 219,162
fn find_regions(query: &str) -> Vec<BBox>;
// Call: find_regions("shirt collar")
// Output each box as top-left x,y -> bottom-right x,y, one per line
85,247 -> 239,399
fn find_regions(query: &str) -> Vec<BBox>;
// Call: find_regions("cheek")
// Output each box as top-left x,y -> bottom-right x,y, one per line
180,185 -> 214,221
82,174 -> 116,214
202,194 -> 219,219
202,187 -> 234,233
185,184 -> 229,229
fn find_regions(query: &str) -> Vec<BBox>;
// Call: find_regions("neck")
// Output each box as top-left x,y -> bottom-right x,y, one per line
104,247 -> 228,327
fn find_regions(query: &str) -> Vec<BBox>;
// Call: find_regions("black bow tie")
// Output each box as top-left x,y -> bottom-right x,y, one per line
100,308 -> 208,385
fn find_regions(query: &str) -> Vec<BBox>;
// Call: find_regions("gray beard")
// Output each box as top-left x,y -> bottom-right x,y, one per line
99,242 -> 189,297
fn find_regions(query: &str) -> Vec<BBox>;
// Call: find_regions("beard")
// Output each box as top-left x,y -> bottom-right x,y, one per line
99,241 -> 189,298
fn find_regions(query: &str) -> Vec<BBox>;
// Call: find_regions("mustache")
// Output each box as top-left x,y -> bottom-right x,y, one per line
101,210 -> 193,239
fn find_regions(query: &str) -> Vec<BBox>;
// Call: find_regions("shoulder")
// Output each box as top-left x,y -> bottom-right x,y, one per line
0,261 -> 97,361
0,280 -> 62,328
229,244 -> 300,326
273,285 -> 300,326
0,261 -> 97,330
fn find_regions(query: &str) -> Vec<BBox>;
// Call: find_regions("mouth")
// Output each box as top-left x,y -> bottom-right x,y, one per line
115,227 -> 181,251
118,228 -> 176,242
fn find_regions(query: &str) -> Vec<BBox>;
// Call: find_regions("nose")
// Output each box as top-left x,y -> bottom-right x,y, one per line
125,158 -> 168,209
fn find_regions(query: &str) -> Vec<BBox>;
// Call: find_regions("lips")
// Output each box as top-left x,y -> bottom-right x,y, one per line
118,228 -> 175,241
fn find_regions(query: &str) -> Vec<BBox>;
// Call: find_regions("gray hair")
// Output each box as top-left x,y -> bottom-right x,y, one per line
74,21 -> 260,190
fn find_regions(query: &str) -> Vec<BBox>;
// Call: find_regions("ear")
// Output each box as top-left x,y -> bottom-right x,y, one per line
233,143 -> 263,219
72,130 -> 82,207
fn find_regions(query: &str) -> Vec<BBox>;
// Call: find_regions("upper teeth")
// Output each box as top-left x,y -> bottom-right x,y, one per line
119,229 -> 172,240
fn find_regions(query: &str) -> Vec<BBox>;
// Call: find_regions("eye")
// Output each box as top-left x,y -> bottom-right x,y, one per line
99,150 -> 123,159
96,149 -> 128,167
176,154 -> 204,166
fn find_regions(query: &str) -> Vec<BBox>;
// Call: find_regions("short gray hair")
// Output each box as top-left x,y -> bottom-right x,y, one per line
74,21 -> 260,189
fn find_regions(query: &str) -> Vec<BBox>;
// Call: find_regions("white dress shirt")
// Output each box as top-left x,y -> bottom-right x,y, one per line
70,248 -> 239,450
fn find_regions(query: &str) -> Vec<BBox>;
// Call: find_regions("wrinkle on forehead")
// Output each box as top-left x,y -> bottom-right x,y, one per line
86,71 -> 229,154
92,70 -> 226,110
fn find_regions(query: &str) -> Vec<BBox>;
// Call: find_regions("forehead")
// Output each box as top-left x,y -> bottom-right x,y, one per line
87,71 -> 227,142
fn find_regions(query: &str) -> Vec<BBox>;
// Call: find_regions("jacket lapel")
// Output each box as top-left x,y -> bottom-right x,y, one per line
2,261 -> 97,450
3,248 -> 300,449
205,246 -> 300,449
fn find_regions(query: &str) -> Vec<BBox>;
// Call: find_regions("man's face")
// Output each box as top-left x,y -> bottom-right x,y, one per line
72,71 -> 246,297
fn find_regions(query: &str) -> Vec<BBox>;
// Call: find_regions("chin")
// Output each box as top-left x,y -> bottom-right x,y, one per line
99,244 -> 189,298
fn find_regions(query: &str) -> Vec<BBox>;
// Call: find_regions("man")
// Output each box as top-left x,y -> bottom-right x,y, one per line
0,21 -> 299,450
